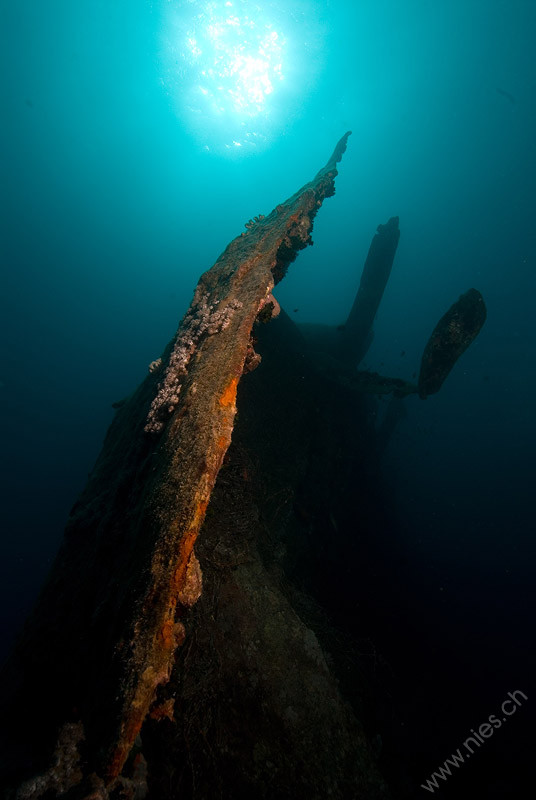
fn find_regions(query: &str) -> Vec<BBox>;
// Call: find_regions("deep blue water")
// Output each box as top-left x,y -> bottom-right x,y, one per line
2,1 -> 535,796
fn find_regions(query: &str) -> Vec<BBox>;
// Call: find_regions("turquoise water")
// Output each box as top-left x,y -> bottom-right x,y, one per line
2,1 -> 535,796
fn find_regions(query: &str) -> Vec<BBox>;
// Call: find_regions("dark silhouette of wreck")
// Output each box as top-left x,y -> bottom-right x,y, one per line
0,133 -> 486,800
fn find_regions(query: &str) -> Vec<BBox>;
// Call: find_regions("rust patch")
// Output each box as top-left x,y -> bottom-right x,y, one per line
219,376 -> 238,408
160,619 -> 175,650
149,697 -> 175,722
0,132 -> 353,794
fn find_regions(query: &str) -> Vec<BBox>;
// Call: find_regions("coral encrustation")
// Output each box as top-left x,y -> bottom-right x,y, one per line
145,290 -> 243,433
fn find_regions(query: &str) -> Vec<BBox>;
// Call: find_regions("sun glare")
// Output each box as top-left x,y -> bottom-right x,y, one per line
162,0 -> 324,154
163,0 -> 291,151
191,19 -> 284,116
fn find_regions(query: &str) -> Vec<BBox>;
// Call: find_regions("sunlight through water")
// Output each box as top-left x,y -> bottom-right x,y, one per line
161,0 -> 324,154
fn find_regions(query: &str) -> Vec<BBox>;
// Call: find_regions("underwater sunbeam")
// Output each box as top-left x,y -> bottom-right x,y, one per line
161,0 -> 323,154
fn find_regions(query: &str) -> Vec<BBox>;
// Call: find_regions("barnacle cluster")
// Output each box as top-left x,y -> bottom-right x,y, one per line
148,358 -> 162,374
144,291 -> 243,434
244,214 -> 266,230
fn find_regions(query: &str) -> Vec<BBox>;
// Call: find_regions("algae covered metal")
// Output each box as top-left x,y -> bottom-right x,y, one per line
0,133 -> 353,797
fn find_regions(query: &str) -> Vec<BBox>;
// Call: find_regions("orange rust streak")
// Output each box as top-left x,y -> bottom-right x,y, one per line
219,376 -> 238,407
160,618 -> 175,649
171,497 -> 209,594
111,496 -> 214,780
107,718 -> 144,781
112,384 -> 239,781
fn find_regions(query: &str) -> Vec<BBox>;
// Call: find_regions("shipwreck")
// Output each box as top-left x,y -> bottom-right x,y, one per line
0,132 -> 486,800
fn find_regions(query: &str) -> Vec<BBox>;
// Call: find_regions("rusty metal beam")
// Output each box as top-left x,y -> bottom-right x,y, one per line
0,132 -> 352,796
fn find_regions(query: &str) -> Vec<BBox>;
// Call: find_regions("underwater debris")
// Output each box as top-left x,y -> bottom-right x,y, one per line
310,214 -> 486,403
0,132 -> 353,796
347,287 -> 487,401
341,216 -> 400,365
418,288 -> 487,398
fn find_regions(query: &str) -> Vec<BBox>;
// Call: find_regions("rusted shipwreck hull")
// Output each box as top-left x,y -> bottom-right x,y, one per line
0,132 -> 392,799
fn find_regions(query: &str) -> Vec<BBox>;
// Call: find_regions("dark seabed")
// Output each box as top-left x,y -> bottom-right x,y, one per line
1,1 -> 535,798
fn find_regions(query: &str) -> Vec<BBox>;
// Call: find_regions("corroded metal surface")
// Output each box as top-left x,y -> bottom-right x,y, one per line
105,130 -> 352,777
418,288 -> 487,398
341,215 -> 400,365
0,133 -> 351,795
